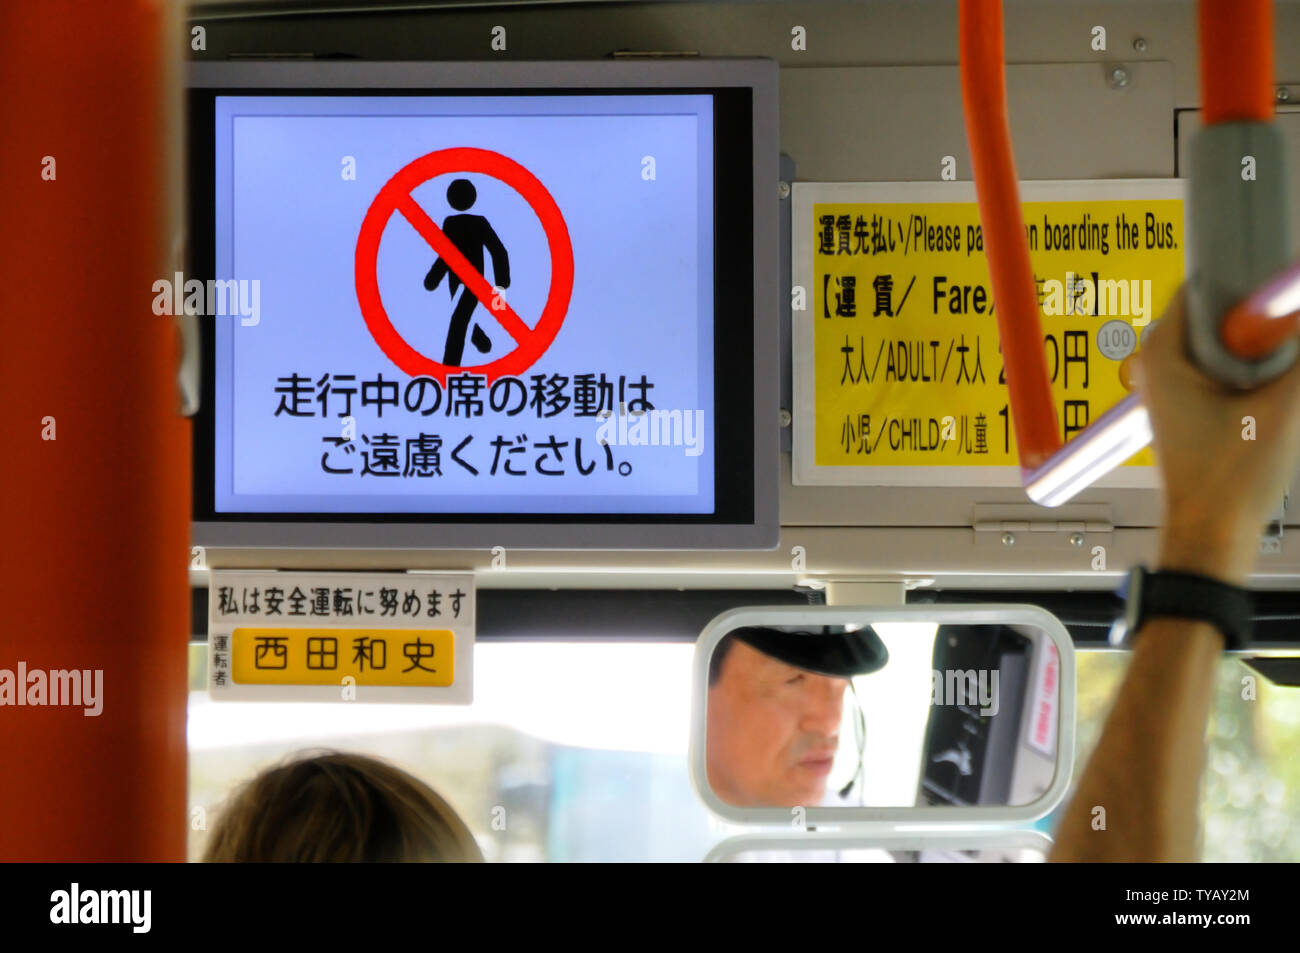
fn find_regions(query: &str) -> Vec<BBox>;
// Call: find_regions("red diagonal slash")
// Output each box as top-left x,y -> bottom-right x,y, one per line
395,193 -> 532,345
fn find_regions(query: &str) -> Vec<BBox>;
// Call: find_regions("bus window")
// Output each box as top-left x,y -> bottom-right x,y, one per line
189,642 -> 1300,862
189,641 -> 724,862
1067,653 -> 1300,862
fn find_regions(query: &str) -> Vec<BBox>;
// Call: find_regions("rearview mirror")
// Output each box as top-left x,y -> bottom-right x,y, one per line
689,605 -> 1075,827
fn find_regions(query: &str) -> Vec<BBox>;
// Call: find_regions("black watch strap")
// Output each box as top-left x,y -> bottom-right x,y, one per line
1130,569 -> 1253,650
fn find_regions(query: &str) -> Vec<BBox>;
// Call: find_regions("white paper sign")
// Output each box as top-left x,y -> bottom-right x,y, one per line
208,570 -> 474,703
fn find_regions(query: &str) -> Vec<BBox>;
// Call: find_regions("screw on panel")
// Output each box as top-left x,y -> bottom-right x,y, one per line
1069,532 -> 1085,547
1001,532 -> 1016,546
1278,87 -> 1292,103
1108,66 -> 1131,89
1132,37 -> 1147,52
779,408 -> 792,427
778,181 -> 791,200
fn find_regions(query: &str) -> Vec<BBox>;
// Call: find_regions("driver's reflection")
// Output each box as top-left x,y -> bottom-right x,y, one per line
706,625 -> 888,808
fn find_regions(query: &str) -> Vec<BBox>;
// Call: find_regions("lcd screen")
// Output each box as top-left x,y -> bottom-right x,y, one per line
210,93 -> 716,515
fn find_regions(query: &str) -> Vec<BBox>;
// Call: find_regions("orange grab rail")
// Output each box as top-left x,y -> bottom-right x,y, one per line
958,0 -> 1061,474
960,0 -> 1300,506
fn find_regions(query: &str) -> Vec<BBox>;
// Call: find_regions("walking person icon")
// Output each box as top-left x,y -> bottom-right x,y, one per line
423,178 -> 511,366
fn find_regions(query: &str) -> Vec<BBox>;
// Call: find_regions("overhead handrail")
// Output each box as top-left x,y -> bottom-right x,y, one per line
960,0 -> 1300,507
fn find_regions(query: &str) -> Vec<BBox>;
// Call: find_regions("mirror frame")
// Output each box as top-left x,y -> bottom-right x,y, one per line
703,829 -> 1056,862
689,604 -> 1076,828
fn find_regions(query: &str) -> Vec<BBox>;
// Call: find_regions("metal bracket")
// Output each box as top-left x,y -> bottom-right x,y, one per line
178,310 -> 200,417
823,580 -> 906,606
172,227 -> 201,417
972,503 -> 1113,551
779,152 -> 795,453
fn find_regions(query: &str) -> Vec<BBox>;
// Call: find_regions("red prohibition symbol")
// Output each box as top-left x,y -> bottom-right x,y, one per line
355,147 -> 574,383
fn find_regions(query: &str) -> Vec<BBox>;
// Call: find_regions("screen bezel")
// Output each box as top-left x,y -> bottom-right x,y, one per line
187,60 -> 779,550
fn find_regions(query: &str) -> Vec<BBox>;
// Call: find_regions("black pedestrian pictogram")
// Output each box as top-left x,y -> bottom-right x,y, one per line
423,178 -> 511,366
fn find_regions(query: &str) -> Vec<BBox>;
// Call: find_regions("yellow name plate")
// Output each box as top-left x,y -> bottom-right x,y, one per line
231,627 -> 454,687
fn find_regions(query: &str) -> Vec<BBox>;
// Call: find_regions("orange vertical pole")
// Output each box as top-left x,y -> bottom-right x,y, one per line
0,2 -> 188,860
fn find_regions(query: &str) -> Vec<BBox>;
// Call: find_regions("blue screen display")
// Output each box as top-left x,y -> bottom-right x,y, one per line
212,94 -> 715,514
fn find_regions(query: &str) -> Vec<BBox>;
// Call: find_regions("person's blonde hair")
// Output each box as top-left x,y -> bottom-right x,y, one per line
202,751 -> 484,862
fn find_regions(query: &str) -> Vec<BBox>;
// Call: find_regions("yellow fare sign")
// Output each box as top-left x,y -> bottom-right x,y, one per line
231,627 -> 454,687
794,182 -> 1185,481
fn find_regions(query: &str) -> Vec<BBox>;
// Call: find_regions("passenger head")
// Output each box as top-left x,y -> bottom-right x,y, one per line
706,633 -> 850,808
203,751 -> 484,862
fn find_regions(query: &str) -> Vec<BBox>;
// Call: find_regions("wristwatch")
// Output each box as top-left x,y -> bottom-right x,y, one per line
1110,565 -> 1253,651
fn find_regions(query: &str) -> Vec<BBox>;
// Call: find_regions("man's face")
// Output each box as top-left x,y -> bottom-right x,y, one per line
706,639 -> 851,807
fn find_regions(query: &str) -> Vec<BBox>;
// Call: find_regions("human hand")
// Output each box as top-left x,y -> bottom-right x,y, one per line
1133,284 -> 1300,583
